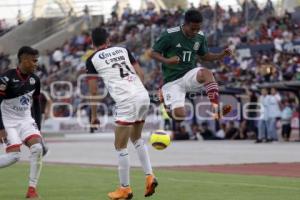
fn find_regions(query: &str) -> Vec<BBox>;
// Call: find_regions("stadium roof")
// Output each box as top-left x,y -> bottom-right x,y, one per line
2,0 -> 299,25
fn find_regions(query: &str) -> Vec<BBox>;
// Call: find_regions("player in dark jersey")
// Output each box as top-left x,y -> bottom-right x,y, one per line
150,9 -> 232,121
0,46 -> 44,198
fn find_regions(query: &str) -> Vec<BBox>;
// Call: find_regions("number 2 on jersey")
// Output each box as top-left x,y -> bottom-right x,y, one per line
112,61 -> 135,78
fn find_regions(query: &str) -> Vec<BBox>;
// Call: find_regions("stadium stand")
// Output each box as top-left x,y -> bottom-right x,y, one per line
0,0 -> 299,140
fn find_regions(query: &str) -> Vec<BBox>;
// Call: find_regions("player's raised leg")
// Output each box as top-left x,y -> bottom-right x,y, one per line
24,136 -> 43,199
0,146 -> 21,168
131,122 -> 158,197
196,68 -> 232,119
108,124 -> 133,200
0,129 -> 21,168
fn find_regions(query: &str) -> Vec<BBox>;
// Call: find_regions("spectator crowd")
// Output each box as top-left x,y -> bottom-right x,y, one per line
0,0 -> 299,141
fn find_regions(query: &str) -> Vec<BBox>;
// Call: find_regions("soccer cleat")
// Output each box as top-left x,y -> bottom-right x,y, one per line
211,104 -> 232,120
26,186 -> 39,199
108,187 -> 133,200
145,174 -> 158,197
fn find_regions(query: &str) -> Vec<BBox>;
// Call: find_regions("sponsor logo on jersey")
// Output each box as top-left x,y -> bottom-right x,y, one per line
13,96 -> 30,111
12,106 -> 29,111
99,49 -> 123,59
193,42 -> 200,51
176,43 -> 182,48
12,78 -> 20,82
0,84 -> 6,91
29,77 -> 36,85
20,96 -> 30,105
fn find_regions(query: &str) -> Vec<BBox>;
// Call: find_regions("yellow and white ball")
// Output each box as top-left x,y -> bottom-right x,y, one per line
150,130 -> 171,150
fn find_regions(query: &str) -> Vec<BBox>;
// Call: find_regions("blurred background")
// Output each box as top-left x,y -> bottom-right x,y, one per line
0,0 -> 299,142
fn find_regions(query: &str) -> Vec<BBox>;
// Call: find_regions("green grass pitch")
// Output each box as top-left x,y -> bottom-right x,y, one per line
0,163 -> 300,200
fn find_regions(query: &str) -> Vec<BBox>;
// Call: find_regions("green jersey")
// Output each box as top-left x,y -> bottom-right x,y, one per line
152,26 -> 208,83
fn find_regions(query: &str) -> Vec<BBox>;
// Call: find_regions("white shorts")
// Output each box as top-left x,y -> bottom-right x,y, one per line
162,67 -> 203,110
114,90 -> 150,125
4,118 -> 41,151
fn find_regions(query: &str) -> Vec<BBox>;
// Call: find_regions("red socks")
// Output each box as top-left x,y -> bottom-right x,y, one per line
204,82 -> 219,106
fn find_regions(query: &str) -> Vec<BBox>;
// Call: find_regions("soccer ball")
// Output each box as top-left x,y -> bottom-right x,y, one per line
150,130 -> 171,150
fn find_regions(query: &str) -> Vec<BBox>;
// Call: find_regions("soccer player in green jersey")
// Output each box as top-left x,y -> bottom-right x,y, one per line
150,9 -> 232,121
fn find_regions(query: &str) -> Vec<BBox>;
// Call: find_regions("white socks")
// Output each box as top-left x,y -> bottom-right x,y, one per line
0,152 -> 21,168
0,143 -> 43,188
29,143 -> 43,188
117,148 -> 130,187
116,139 -> 153,187
134,139 -> 153,175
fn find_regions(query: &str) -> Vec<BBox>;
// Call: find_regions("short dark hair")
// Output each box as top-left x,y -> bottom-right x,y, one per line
91,27 -> 109,47
17,46 -> 39,62
184,9 -> 203,23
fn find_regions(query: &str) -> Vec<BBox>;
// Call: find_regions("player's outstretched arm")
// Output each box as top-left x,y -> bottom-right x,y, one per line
0,97 -> 6,143
41,91 -> 52,120
32,78 -> 42,130
32,96 -> 42,130
86,53 -> 100,127
0,97 -> 4,131
88,78 -> 100,127
132,62 -> 145,83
